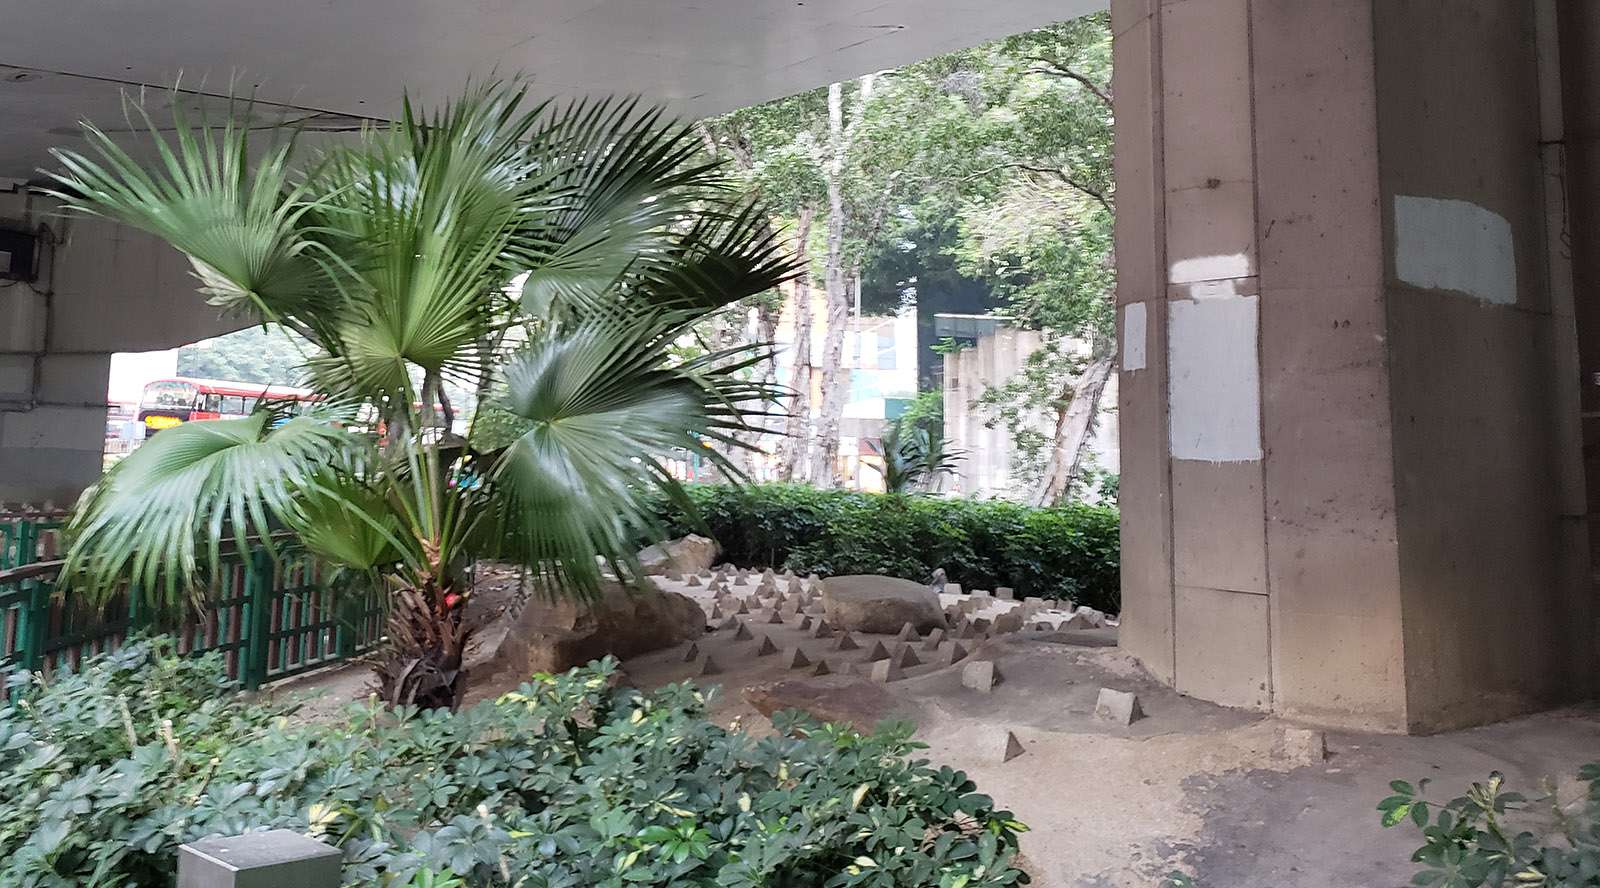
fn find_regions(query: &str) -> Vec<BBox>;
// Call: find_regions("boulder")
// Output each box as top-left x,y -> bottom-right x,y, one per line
821,575 -> 947,635
637,534 -> 721,576
486,579 -> 704,676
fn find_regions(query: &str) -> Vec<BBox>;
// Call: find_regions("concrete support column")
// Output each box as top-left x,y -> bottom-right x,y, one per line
1115,0 -> 1596,732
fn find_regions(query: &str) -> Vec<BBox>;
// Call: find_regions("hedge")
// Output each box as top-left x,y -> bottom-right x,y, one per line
650,484 -> 1121,614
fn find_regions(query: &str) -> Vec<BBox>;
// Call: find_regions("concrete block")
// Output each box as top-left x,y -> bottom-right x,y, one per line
797,615 -> 813,631
993,613 -> 1024,634
1094,688 -> 1145,726
735,599 -> 750,615
996,587 -> 1016,600
733,574 -> 748,586
756,635 -> 778,656
178,830 -> 341,888
961,660 -> 1001,693
1276,727 -> 1327,766
870,658 -> 904,683
947,584 -> 965,597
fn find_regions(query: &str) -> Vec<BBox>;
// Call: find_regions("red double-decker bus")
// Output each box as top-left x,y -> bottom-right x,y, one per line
137,377 -> 318,435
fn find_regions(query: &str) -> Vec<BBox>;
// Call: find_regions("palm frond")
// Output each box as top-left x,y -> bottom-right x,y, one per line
62,412 -> 371,607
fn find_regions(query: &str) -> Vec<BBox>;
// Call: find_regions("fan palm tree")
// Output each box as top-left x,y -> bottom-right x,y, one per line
45,83 -> 797,708
873,420 -> 962,495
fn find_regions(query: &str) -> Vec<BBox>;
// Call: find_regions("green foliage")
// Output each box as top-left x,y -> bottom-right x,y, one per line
651,484 -> 1120,612
177,326 -> 319,386
1380,768 -> 1600,887
872,420 -> 961,496
0,640 -> 1030,887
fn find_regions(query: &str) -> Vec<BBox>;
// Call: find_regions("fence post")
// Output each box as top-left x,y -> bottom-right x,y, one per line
241,549 -> 274,690
16,521 -> 36,569
17,577 -> 48,673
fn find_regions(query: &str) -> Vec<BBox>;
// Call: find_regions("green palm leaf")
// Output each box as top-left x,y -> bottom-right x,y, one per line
62,412 -> 369,607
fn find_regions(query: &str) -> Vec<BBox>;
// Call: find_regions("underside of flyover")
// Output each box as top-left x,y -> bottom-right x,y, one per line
0,0 -> 1596,734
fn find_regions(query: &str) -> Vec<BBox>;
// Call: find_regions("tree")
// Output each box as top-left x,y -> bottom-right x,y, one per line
176,326 -> 316,385
48,83 -> 795,708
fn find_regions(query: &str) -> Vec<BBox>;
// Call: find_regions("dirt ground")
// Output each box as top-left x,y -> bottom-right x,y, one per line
271,574 -> 1600,888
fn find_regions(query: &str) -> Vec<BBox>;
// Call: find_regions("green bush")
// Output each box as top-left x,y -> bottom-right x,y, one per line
1,639 -> 1030,887
651,484 -> 1121,613
1379,767 -> 1600,887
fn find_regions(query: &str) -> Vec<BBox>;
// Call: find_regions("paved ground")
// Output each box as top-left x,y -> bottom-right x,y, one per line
274,573 -> 1600,888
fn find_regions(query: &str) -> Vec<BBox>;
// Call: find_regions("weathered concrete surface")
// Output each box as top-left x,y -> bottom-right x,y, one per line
1114,0 -> 1598,733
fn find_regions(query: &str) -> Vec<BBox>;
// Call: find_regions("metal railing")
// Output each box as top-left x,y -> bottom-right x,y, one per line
0,519 -> 386,689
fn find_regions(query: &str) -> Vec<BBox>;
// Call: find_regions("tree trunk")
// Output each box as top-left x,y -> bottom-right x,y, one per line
373,581 -> 470,710
807,77 -> 872,487
777,207 -> 816,481
1031,354 -> 1115,506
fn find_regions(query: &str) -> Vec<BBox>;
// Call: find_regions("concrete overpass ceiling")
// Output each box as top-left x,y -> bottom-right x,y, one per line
0,0 -> 1093,181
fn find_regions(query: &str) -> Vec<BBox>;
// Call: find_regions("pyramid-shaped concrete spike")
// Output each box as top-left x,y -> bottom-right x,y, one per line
685,574 -> 702,587
896,623 -> 918,642
733,574 -> 749,586
811,659 -> 831,676
783,647 -> 810,669
765,609 -> 785,625
710,604 -> 725,622
762,568 -> 777,581
718,615 -> 742,632
787,578 -> 805,595
756,635 -> 780,656
866,640 -> 891,661
734,622 -> 754,641
807,573 -> 821,584
942,641 -> 969,666
810,620 -> 834,639
734,599 -> 750,615
1002,731 -> 1025,762
870,658 -> 904,683
892,645 -> 920,668
696,655 -> 723,676
797,615 -> 813,631
683,642 -> 700,663
834,632 -> 859,652
783,568 -> 796,580
922,628 -> 946,651
957,623 -> 979,640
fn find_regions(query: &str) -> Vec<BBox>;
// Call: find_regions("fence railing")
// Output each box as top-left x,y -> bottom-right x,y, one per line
0,526 -> 386,689
0,508 -> 67,572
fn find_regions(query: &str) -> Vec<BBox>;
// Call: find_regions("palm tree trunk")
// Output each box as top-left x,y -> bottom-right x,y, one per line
374,581 -> 470,709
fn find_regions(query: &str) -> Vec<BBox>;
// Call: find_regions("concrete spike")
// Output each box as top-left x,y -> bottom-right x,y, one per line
734,622 -> 754,641
834,632 -> 859,652
961,660 -> 1001,693
756,635 -> 778,656
797,615 -> 813,631
811,659 -> 831,676
718,615 -> 742,632
685,574 -> 702,587
896,623 -> 918,642
735,599 -> 750,615
892,645 -> 920,668
783,647 -> 811,669
996,586 -> 1016,600
870,658 -> 904,683
696,655 -> 722,676
766,608 -> 785,625
1094,688 -> 1145,726
866,640 -> 891,661
1002,731 -> 1025,762
922,628 -> 946,651
942,641 -> 969,666
683,642 -> 700,663
733,574 -> 749,586
809,620 -> 834,639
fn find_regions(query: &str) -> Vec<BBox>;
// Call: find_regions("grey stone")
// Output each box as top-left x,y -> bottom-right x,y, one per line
717,615 -> 741,631
992,612 -> 1024,634
1093,688 -> 1145,726
484,578 -> 703,677
784,647 -> 811,670
638,534 -> 720,576
821,575 -> 948,634
961,660 -> 1001,693
179,830 -> 342,888
922,628 -> 946,650
756,635 -> 779,657
1277,727 -> 1328,765
996,587 -> 1016,600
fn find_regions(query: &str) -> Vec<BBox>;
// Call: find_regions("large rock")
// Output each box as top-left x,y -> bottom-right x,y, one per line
637,534 -> 720,576
487,579 -> 705,676
821,575 -> 947,634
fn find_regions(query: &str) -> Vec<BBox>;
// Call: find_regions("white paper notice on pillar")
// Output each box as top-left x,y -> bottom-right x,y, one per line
1167,295 -> 1262,462
1122,303 -> 1147,372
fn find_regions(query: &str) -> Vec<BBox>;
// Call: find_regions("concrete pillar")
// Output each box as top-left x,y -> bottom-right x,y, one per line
1114,0 -> 1596,732
0,190 -> 250,504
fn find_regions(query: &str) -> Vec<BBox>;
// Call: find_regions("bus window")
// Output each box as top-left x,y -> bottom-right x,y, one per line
242,397 -> 259,413
142,380 -> 199,410
221,395 -> 246,415
204,393 -> 222,413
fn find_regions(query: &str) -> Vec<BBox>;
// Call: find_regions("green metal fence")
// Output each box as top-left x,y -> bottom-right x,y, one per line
0,526 -> 386,689
0,510 -> 67,572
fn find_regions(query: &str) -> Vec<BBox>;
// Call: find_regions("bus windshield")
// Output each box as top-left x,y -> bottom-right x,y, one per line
142,380 -> 198,410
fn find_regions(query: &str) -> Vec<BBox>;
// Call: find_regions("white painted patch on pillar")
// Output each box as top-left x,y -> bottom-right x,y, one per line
1168,295 -> 1262,462
1394,196 -> 1516,306
1169,253 -> 1251,285
1122,303 -> 1147,372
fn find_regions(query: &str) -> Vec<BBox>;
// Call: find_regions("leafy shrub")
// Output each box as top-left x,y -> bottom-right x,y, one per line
1380,767 -> 1600,886
1,639 -> 1030,887
650,483 -> 1121,613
